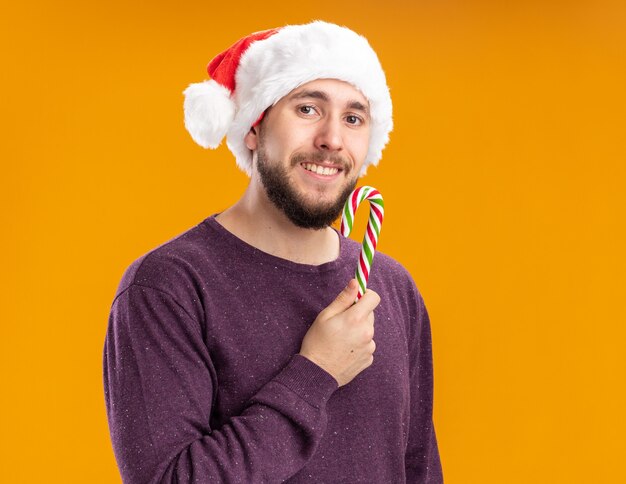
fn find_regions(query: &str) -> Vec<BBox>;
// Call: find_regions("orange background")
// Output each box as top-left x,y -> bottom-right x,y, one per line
2,1 -> 625,482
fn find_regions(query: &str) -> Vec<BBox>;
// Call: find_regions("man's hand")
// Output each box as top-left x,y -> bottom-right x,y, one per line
299,278 -> 380,387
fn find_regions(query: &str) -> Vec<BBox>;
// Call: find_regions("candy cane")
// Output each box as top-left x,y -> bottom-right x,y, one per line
340,186 -> 384,301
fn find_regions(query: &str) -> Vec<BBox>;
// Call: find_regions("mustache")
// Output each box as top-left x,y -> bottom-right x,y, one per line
290,151 -> 351,172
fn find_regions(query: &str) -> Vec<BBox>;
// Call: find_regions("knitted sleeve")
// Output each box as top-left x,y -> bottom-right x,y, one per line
404,282 -> 444,483
103,283 -> 338,484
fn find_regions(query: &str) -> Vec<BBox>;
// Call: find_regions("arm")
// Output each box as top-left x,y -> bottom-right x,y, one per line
103,284 -> 337,484
405,286 -> 444,483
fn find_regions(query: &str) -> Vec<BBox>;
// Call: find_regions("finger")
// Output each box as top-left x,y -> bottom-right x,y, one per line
321,278 -> 360,319
347,289 -> 381,320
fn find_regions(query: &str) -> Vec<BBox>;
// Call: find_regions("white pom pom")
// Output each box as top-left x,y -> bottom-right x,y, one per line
183,80 -> 236,149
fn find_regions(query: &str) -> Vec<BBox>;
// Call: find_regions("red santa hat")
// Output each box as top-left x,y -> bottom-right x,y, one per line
182,20 -> 393,177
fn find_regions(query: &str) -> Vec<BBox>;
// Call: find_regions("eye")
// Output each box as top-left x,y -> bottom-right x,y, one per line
298,105 -> 317,116
346,114 -> 364,126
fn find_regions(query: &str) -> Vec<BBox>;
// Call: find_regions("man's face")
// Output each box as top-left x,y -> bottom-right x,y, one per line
246,78 -> 371,229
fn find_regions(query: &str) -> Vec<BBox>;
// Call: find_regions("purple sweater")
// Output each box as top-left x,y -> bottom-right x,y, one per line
103,214 -> 442,483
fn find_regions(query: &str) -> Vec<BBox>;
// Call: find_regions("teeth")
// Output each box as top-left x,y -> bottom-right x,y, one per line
303,163 -> 339,176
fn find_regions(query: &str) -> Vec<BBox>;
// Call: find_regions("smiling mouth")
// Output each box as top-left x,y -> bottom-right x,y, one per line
300,162 -> 342,176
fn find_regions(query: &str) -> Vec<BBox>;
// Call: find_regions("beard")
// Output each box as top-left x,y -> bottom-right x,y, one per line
255,137 -> 359,230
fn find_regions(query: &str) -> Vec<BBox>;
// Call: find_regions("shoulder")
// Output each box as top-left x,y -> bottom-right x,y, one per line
111,218 -> 215,318
343,235 -> 424,303
374,250 -> 425,307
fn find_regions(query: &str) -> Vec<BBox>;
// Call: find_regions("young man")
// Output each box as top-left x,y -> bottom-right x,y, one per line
103,21 -> 443,483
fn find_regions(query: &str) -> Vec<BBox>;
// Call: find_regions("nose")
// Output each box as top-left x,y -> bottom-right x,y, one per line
314,116 -> 344,152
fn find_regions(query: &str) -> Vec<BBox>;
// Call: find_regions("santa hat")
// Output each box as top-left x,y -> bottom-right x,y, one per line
182,20 -> 393,177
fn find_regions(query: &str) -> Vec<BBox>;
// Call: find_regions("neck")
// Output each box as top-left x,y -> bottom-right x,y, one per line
215,178 -> 340,266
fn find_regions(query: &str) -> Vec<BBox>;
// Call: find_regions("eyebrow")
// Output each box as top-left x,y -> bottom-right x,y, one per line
288,89 -> 370,118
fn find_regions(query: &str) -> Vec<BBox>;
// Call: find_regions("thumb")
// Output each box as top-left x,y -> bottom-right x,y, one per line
322,278 -> 359,318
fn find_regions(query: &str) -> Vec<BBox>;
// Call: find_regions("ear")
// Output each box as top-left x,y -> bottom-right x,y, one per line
244,126 -> 258,151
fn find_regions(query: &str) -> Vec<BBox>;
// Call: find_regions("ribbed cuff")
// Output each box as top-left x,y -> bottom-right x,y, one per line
273,354 -> 339,409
